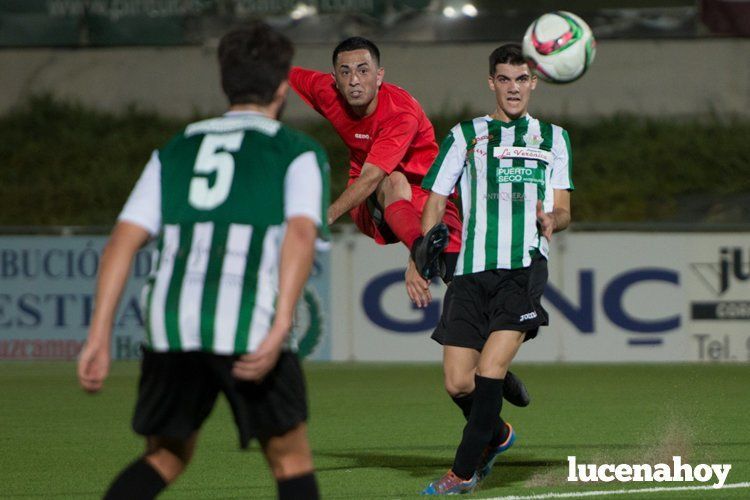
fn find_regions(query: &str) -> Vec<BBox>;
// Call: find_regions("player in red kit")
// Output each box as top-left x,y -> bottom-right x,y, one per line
290,37 -> 530,409
289,37 -> 462,298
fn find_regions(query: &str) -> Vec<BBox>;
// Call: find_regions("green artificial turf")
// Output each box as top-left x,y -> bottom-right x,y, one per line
1,363 -> 748,499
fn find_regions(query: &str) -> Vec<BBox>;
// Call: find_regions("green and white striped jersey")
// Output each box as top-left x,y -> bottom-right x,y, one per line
423,114 -> 573,275
118,111 -> 330,355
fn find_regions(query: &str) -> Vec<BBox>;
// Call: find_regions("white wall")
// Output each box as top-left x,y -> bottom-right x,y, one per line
1,39 -> 748,120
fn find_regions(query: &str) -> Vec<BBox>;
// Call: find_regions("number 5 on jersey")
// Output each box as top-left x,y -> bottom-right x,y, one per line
189,132 -> 244,210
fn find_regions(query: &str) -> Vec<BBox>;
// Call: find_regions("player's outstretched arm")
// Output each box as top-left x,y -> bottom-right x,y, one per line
78,221 -> 150,393
327,162 -> 386,224
536,189 -> 571,240
232,216 -> 317,382
288,66 -> 326,113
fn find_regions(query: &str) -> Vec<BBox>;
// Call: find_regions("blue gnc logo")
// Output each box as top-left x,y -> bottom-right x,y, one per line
362,267 -> 681,345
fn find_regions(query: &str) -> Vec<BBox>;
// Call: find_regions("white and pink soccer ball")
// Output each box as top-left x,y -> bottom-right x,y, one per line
522,11 -> 596,84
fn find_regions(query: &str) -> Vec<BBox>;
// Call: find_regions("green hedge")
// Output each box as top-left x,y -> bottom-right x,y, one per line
2,96 -> 749,226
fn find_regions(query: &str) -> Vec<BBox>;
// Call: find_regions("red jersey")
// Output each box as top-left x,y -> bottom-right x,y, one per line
290,67 -> 438,185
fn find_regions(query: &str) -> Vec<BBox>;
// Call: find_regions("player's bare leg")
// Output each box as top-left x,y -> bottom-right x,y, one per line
442,340 -> 517,476
443,345 -> 480,398
447,331 -> 524,485
143,432 -> 198,482
261,423 -> 320,499
476,330 -> 525,379
262,422 -> 314,479
443,340 -> 529,406
103,433 -> 198,499
377,170 -> 412,206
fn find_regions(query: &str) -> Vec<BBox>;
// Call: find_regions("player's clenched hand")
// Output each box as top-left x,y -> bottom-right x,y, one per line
77,338 -> 111,393
406,258 -> 432,308
232,330 -> 285,382
536,200 -> 556,240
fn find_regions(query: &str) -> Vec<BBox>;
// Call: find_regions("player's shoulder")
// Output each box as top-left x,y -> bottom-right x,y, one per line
159,114 -> 325,159
278,124 -> 324,156
449,115 -> 491,142
277,125 -> 330,176
291,66 -> 331,83
291,66 -> 337,97
530,115 -> 569,136
380,82 -> 425,113
160,129 -> 186,149
157,125 -> 197,158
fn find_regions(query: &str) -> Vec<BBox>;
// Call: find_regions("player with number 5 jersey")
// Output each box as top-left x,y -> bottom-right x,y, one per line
125,114 -> 329,354
77,23 -> 327,500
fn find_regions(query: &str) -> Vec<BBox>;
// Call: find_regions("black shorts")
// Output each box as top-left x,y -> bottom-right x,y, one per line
132,348 -> 307,449
432,255 -> 549,351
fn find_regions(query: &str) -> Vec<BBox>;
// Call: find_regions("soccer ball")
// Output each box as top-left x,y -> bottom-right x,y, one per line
522,11 -> 596,84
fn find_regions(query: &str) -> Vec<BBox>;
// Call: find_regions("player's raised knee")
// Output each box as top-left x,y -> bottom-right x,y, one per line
382,171 -> 412,205
387,170 -> 410,193
444,374 -> 475,398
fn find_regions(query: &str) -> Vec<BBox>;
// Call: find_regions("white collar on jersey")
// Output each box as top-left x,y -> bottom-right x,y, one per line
484,113 -> 531,125
223,110 -> 266,117
185,111 -> 281,137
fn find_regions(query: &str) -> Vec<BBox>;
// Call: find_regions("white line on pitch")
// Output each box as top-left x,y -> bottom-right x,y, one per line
481,481 -> 750,500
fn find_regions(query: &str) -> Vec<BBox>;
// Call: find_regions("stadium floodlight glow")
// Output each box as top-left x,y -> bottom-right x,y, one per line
290,3 -> 317,20
442,6 -> 458,18
461,3 -> 478,17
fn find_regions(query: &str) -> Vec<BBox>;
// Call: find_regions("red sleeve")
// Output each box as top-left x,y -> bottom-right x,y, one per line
365,113 -> 419,174
289,66 -> 332,113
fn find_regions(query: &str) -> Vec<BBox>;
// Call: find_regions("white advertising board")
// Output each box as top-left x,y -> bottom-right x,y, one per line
329,231 -> 750,362
0,236 -> 332,361
3,231 -> 748,363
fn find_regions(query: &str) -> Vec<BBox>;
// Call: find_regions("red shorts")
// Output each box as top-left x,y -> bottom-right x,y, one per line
349,182 -> 462,253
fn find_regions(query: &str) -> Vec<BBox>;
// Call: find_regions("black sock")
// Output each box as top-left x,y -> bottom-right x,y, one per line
452,375 -> 504,480
452,392 -> 505,448
104,458 -> 167,500
277,472 -> 319,500
451,393 -> 474,420
488,416 -> 508,448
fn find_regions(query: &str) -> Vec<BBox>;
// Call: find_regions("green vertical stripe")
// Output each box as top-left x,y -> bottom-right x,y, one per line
458,122 -> 477,275
143,237 -> 163,348
484,120 -> 502,271
164,224 -> 194,350
537,121 -> 555,251
510,120 -> 529,268
317,149 -> 332,241
234,226 -> 267,353
199,224 -> 229,350
562,129 -> 574,189
423,132 -> 455,190
538,121 -> 554,202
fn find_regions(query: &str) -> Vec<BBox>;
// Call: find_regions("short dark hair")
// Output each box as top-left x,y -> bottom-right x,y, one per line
489,43 -> 526,75
332,37 -> 380,67
218,22 -> 294,105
